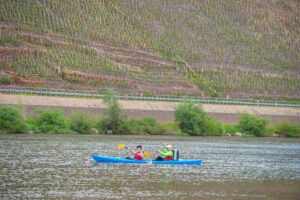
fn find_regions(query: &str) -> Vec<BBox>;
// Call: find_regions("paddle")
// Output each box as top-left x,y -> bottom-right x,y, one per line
118,144 -> 150,158
118,144 -> 126,149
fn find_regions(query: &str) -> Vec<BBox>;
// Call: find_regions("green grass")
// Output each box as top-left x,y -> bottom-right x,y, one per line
0,34 -> 21,46
0,76 -> 12,84
188,70 -> 299,98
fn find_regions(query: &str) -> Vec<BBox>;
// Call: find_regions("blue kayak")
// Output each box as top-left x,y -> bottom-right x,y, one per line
92,155 -> 202,166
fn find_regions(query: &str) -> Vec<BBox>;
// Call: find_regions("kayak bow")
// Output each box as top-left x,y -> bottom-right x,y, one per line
92,154 -> 202,166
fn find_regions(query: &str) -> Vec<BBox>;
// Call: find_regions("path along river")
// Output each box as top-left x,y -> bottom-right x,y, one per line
0,134 -> 299,200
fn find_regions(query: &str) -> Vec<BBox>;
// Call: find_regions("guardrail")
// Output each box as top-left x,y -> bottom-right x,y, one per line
0,86 -> 299,108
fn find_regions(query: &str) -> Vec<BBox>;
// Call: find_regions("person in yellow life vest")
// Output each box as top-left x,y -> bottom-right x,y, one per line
155,144 -> 173,161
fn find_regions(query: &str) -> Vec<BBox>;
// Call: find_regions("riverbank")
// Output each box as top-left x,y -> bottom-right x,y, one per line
1,93 -> 300,137
1,94 -> 299,124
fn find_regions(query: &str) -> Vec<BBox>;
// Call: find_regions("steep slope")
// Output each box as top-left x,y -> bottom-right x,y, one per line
0,0 -> 299,99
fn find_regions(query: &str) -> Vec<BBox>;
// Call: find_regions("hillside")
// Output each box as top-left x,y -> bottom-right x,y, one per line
0,0 -> 299,99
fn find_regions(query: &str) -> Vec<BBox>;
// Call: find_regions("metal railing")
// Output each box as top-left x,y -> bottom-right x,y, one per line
0,86 -> 299,108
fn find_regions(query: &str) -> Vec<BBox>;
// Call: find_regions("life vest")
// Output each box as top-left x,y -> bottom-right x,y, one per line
134,153 -> 143,160
164,156 -> 173,160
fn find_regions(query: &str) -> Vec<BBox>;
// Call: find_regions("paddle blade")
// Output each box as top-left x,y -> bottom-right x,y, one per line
118,144 -> 125,149
143,151 -> 150,158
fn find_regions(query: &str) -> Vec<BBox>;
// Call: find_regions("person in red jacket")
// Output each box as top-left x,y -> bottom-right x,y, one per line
125,145 -> 144,160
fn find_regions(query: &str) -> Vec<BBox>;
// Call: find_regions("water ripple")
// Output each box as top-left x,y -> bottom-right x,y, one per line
0,134 -> 299,199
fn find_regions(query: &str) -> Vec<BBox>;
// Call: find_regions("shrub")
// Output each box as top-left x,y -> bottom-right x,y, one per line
69,111 -> 92,134
223,124 -> 239,135
205,118 -> 224,136
175,100 -> 209,136
25,118 -> 39,133
127,119 -> 145,135
152,123 -> 168,135
0,105 -> 27,133
274,121 -> 300,138
238,113 -> 268,136
264,125 -> 276,137
142,117 -> 158,135
0,76 -> 12,85
127,117 -> 167,135
160,122 -> 181,135
32,108 -> 70,133
102,90 -> 128,134
94,119 -> 105,134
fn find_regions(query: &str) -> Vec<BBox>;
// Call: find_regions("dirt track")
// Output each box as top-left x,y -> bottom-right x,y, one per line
0,94 -> 299,124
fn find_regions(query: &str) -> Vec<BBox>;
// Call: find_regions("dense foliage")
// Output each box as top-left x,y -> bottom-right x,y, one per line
31,109 -> 70,134
175,101 -> 208,136
273,121 -> 300,138
0,76 -> 12,85
0,98 -> 298,137
0,105 -> 27,133
127,117 -> 167,135
175,101 -> 223,136
69,111 -> 93,134
101,90 -> 129,134
238,113 -> 268,136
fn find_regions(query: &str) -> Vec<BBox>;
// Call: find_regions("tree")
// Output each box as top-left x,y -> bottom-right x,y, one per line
175,100 -> 209,136
239,113 -> 268,136
102,90 -> 128,134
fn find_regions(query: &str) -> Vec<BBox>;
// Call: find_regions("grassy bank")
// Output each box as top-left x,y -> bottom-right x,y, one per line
1,97 -> 299,137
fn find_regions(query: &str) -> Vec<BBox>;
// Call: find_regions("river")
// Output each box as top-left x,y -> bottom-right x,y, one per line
0,134 -> 299,200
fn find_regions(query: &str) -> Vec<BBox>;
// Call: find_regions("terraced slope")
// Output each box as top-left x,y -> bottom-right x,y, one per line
0,0 -> 299,99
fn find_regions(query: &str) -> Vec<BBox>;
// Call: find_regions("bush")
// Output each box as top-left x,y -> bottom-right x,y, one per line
238,113 -> 268,136
69,111 -> 92,134
25,118 -> 39,133
264,125 -> 276,137
142,117 -> 161,135
175,101 -> 209,136
0,105 -> 27,133
102,90 -> 128,134
223,124 -> 240,135
0,76 -> 12,85
205,118 -> 224,136
175,100 -> 225,136
162,122 -> 181,135
94,119 -> 105,134
127,119 -> 145,135
127,117 -> 167,135
31,108 -> 70,133
153,123 -> 168,135
274,121 -> 300,137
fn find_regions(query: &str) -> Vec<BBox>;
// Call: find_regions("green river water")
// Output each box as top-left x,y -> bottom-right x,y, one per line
0,134 -> 299,200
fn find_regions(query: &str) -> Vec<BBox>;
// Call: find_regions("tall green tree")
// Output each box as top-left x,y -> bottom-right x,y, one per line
102,90 -> 128,134
175,100 -> 209,136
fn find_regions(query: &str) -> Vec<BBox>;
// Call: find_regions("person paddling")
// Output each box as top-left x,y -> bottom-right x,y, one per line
155,144 -> 174,161
125,145 -> 144,160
